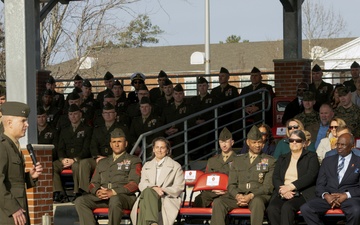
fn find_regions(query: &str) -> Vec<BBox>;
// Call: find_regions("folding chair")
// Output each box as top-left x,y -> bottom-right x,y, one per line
178,172 -> 228,223
93,208 -> 132,225
60,169 -> 74,201
183,170 -> 205,207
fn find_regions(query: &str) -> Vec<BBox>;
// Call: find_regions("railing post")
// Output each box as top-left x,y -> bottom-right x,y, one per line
214,108 -> 219,152
241,98 -> 247,139
184,120 -> 188,170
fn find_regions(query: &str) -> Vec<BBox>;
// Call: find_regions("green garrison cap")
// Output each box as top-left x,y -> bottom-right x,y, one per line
251,66 -> 261,73
1,102 -> 30,118
219,127 -> 232,141
247,125 -> 262,140
312,64 -> 322,72
158,70 -> 168,78
220,67 -> 229,74
351,61 -> 360,68
110,128 -> 126,139
174,84 -> 184,92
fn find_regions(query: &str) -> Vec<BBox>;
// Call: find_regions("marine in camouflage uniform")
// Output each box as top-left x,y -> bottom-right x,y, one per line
294,91 -> 320,128
334,86 -> 360,138
193,127 -> 236,207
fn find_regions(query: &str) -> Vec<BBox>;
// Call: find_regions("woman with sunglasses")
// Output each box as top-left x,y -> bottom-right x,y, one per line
274,119 -> 305,159
267,130 -> 320,225
316,117 -> 346,163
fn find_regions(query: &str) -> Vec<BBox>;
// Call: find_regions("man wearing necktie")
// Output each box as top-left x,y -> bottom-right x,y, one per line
210,125 -> 276,225
301,133 -> 360,225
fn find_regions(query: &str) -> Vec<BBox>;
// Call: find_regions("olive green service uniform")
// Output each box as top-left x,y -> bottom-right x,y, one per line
193,152 -> 236,207
53,122 -> 93,193
211,153 -> 275,225
75,152 -> 142,225
78,122 -> 130,192
0,134 -> 37,225
37,124 -> 59,161
0,102 -> 36,225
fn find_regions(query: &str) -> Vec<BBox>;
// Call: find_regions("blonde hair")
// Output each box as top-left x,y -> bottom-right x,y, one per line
286,118 -> 304,137
327,117 -> 346,137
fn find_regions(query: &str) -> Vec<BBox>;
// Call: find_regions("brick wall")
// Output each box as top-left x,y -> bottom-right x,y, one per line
273,59 -> 312,97
23,144 -> 54,225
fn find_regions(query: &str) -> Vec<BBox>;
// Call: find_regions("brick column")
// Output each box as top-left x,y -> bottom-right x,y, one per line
273,59 -> 312,97
22,144 -> 54,225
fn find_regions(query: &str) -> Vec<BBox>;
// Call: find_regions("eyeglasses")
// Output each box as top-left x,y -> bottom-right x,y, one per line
260,132 -> 268,136
288,138 -> 303,143
133,81 -> 144,84
288,125 -> 299,130
329,126 -> 338,130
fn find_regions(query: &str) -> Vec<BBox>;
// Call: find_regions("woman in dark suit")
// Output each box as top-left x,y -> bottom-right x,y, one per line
267,130 -> 320,225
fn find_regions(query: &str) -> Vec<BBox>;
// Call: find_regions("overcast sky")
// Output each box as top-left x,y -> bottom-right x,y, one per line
123,0 -> 360,46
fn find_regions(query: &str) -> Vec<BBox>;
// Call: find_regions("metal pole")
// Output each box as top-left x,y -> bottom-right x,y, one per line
205,0 -> 210,75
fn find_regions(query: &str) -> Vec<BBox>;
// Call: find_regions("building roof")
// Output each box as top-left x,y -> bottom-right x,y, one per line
46,37 -> 355,79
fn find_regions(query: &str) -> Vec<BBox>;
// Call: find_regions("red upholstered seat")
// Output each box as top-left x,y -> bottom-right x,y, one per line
228,208 -> 252,215
178,172 -> 228,220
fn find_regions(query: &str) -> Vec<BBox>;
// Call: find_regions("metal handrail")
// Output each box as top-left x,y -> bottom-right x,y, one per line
130,89 -> 272,169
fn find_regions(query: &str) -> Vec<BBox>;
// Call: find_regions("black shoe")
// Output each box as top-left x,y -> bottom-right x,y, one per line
53,192 -> 62,203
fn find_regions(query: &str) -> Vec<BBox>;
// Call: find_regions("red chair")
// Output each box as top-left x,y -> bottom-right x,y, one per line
60,169 -> 74,201
93,208 -> 131,222
182,170 -> 205,207
178,173 -> 228,222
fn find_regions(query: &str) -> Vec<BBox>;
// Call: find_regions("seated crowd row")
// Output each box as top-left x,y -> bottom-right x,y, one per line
74,124 -> 360,225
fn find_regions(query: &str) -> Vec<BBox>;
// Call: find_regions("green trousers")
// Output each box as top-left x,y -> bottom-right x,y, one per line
137,188 -> 161,225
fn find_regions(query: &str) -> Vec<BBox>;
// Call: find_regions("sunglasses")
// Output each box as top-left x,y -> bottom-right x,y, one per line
329,126 -> 338,130
260,132 -> 268,135
133,81 -> 144,84
288,125 -> 299,130
288,138 -> 303,143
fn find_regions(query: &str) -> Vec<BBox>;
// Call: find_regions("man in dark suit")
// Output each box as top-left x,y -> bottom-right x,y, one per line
0,102 -> 43,225
210,126 -> 276,225
300,133 -> 360,225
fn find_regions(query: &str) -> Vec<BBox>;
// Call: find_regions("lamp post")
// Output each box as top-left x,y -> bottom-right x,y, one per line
205,0 -> 210,75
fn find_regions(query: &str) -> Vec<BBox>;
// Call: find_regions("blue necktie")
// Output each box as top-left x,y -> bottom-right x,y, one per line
337,157 -> 345,182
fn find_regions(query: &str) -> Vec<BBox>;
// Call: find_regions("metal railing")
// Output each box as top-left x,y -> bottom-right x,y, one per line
129,89 -> 272,169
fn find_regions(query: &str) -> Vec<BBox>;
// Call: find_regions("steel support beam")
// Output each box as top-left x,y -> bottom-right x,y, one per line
5,0 -> 38,146
280,0 -> 304,59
